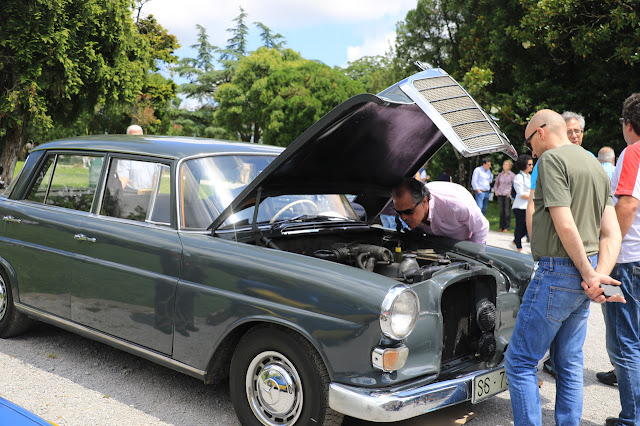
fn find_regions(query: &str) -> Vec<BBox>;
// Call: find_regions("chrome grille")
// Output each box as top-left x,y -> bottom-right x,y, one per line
412,75 -> 506,153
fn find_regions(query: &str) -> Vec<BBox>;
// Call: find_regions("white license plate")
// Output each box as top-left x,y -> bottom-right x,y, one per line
472,367 -> 508,403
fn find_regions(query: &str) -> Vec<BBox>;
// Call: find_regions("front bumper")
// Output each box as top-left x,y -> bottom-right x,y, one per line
328,365 -> 505,423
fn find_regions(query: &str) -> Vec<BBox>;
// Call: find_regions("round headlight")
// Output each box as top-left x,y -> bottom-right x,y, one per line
380,286 -> 419,340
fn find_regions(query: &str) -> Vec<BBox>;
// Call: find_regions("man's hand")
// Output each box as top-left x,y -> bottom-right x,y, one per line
581,274 -> 625,304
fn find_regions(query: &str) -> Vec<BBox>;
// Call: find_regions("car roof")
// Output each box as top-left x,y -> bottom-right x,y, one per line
33,135 -> 284,160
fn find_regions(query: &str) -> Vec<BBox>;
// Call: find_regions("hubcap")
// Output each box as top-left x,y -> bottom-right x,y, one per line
0,276 -> 7,322
246,351 -> 303,425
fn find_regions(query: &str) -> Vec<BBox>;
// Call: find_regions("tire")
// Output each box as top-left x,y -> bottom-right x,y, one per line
0,271 -> 32,338
229,326 -> 343,426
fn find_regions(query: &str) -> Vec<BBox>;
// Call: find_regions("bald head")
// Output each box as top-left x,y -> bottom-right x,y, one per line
525,109 -> 570,156
126,124 -> 143,135
597,146 -> 615,164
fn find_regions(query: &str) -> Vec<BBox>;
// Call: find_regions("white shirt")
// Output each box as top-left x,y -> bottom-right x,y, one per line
512,172 -> 531,210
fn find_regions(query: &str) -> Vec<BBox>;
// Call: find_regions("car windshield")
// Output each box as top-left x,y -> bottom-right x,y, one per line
180,154 -> 360,230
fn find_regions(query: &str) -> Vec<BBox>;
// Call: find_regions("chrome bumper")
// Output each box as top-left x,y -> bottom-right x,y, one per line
328,366 -> 505,423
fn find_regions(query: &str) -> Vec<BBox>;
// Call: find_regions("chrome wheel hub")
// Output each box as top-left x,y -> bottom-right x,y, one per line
246,351 -> 302,425
0,276 -> 7,322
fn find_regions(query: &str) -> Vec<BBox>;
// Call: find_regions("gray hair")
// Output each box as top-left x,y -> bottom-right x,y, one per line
597,146 -> 615,163
561,111 -> 585,130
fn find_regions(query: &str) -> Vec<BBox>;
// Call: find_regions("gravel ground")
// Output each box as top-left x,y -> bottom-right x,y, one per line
0,230 -> 622,425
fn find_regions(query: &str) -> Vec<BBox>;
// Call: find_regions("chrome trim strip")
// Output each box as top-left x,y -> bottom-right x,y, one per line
15,303 -> 207,381
328,365 -> 506,422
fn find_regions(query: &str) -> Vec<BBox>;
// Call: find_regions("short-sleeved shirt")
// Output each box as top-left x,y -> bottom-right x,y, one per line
531,144 -> 613,260
611,141 -> 640,263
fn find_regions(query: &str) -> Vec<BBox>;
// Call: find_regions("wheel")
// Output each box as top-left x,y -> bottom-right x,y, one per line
269,200 -> 319,223
230,326 -> 343,426
0,271 -> 32,338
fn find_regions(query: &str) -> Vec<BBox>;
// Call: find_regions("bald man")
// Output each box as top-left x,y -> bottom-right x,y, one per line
598,146 -> 616,179
505,109 -> 622,425
126,124 -> 143,135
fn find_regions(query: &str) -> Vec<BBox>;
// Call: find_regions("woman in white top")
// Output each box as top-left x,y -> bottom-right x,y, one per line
512,154 -> 533,252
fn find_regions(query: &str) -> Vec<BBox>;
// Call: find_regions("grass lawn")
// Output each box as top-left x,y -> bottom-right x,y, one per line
485,197 -> 516,232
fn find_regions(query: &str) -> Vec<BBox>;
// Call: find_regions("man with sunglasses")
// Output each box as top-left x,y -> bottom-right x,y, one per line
391,177 -> 489,244
506,109 -> 623,426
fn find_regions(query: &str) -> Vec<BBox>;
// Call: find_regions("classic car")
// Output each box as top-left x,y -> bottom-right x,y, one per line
0,68 -> 534,425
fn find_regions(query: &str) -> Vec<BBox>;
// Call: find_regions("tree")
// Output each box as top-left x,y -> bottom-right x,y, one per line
393,0 -> 640,186
0,0 -> 149,182
214,47 -> 364,145
341,51 -> 403,94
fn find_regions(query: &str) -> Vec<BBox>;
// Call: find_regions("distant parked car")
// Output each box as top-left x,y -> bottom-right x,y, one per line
0,68 -> 533,425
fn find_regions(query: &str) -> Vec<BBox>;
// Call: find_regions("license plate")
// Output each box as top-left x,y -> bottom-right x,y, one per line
472,367 -> 508,403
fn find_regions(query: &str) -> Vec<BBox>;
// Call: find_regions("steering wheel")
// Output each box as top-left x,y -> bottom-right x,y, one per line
269,199 -> 319,223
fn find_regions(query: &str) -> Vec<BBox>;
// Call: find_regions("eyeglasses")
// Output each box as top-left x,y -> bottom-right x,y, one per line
527,162 -> 533,166
620,117 -> 626,125
394,200 -> 421,216
567,129 -> 582,135
525,123 -> 546,151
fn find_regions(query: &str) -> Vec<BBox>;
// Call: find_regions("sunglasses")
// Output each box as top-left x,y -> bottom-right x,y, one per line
620,117 -> 626,125
525,123 -> 547,151
394,200 -> 421,216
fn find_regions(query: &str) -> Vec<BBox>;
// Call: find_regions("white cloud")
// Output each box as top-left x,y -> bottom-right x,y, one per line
346,31 -> 396,63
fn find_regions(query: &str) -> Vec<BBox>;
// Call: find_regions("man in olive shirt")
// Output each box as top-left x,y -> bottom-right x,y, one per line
505,109 -> 623,425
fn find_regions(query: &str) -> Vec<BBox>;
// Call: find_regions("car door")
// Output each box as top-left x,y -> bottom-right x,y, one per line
71,156 -> 180,355
0,153 -> 104,319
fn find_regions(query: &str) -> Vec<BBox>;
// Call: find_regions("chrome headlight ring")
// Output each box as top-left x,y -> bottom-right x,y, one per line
379,285 -> 420,340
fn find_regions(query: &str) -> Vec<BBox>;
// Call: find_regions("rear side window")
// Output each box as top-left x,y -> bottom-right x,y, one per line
26,154 -> 104,212
101,158 -> 171,225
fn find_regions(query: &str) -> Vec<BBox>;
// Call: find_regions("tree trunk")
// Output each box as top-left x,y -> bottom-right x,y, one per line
1,114 -> 26,187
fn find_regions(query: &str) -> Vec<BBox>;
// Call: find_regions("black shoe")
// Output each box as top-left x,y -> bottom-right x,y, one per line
596,370 -> 617,386
606,417 -> 621,426
542,359 -> 556,378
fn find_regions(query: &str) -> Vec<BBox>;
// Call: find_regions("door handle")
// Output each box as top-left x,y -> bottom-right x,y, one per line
3,215 -> 21,223
74,234 -> 96,243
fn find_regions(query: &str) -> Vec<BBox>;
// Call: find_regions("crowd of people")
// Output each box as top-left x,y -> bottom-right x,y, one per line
387,94 -> 640,426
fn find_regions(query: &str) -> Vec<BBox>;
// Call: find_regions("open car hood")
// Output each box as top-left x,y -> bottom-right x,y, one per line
211,68 -> 516,231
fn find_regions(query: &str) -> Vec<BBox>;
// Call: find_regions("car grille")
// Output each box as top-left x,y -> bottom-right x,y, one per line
411,75 -> 511,155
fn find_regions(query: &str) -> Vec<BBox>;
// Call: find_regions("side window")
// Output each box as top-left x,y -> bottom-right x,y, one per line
26,154 -> 104,212
101,158 -> 170,225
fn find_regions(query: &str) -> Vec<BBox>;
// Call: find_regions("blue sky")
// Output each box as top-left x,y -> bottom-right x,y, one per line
143,0 -> 418,68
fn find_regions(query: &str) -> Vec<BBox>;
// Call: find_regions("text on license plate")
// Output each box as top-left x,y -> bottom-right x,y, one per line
472,367 -> 508,403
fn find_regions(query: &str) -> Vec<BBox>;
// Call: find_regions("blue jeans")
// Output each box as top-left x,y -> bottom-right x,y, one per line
475,190 -> 490,215
505,256 -> 596,426
605,262 -> 640,425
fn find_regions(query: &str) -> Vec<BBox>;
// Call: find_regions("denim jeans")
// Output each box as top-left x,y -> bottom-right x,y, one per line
605,262 -> 640,426
475,190 -> 490,215
505,256 -> 596,426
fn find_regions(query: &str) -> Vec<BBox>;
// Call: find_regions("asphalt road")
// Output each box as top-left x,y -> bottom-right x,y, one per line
0,230 -> 622,425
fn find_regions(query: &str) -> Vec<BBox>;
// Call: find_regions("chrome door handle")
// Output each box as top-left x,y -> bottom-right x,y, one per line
74,234 -> 96,243
3,215 -> 21,223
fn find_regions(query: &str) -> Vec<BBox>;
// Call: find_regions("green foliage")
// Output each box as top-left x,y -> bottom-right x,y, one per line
214,48 -> 364,145
394,0 -> 640,185
0,0 -> 152,181
340,52 -> 403,94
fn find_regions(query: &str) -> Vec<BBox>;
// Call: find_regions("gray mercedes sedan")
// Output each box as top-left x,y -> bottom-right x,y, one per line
0,68 -> 534,425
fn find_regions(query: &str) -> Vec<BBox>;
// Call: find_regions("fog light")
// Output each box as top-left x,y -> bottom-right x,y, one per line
476,299 -> 496,332
372,346 -> 409,372
477,332 -> 497,361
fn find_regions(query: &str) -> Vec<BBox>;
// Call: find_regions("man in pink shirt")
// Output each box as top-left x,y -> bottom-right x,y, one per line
391,177 -> 489,244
